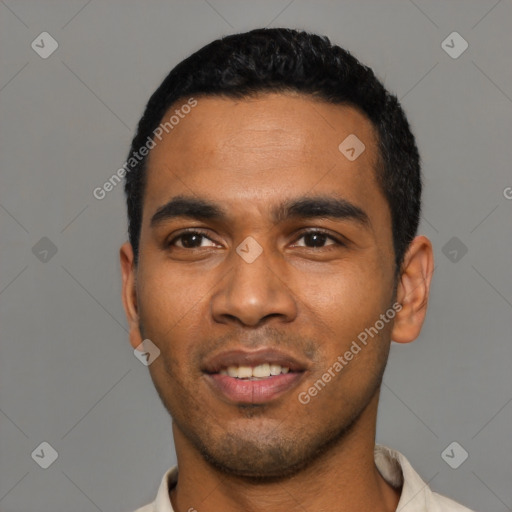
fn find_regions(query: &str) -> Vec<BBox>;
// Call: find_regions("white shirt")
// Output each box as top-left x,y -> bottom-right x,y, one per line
133,445 -> 475,511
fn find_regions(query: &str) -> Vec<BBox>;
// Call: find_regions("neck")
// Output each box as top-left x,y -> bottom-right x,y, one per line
169,392 -> 400,512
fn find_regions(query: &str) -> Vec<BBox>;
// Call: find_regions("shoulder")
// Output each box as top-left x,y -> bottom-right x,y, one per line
131,465 -> 178,512
375,445 -> 476,512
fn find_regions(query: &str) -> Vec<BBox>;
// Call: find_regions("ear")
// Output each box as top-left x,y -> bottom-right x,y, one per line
120,242 -> 143,350
391,236 -> 434,344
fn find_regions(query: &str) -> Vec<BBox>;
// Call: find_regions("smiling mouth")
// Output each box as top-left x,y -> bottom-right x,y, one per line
204,365 -> 305,404
201,348 -> 309,403
218,363 -> 292,379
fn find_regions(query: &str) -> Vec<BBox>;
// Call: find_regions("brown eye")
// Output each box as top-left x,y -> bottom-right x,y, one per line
303,232 -> 330,247
168,230 -> 217,249
294,230 -> 341,248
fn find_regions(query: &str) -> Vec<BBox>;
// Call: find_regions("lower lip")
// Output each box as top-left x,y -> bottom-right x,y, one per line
205,372 -> 304,404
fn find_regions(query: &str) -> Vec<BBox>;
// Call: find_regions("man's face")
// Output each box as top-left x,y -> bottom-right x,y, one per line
126,93 -> 398,478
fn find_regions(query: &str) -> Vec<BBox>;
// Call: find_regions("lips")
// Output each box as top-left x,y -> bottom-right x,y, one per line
202,348 -> 309,404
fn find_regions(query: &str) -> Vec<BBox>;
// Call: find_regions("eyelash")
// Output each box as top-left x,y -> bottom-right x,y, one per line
166,228 -> 345,250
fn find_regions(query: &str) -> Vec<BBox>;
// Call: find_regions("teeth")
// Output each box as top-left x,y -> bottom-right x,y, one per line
252,363 -> 270,378
270,364 -> 281,376
221,364 -> 290,379
237,365 -> 252,379
227,366 -> 238,377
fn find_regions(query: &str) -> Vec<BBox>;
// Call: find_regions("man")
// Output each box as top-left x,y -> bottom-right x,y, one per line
120,28 -> 474,511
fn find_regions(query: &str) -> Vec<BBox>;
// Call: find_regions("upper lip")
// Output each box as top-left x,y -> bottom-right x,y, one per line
202,348 -> 309,374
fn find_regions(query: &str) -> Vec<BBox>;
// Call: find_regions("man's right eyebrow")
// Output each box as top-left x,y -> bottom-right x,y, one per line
150,196 -> 226,227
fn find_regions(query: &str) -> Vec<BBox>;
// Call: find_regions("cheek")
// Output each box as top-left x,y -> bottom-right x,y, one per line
137,259 -> 210,337
135,278 -> 193,386
294,262 -> 391,338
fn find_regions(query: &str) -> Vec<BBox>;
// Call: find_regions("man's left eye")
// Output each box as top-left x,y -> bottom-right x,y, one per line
293,231 -> 340,248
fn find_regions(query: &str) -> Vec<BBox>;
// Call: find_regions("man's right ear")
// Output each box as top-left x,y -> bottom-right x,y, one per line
120,242 -> 143,350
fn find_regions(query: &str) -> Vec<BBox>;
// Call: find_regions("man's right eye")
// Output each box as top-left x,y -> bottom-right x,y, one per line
167,230 -> 218,249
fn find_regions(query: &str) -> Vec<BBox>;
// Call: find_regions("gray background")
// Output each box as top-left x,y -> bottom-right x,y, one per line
1,1 -> 511,511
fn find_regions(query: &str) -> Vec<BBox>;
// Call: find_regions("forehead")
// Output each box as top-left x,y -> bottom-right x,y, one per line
143,93 -> 386,222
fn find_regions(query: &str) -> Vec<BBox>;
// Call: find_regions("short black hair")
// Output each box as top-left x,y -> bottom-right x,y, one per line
124,28 -> 421,271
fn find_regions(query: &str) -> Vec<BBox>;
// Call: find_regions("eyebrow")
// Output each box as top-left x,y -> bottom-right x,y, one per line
150,194 -> 371,228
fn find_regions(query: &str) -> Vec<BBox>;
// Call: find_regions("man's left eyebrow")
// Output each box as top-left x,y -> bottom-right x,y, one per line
271,196 -> 371,228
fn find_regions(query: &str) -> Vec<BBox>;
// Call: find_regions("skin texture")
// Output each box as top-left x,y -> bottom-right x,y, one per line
120,93 -> 434,512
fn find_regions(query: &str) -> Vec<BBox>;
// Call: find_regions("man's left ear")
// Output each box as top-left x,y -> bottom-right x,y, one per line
391,235 -> 434,344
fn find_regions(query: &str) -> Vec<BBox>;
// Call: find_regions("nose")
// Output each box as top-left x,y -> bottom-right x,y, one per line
210,243 -> 298,327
